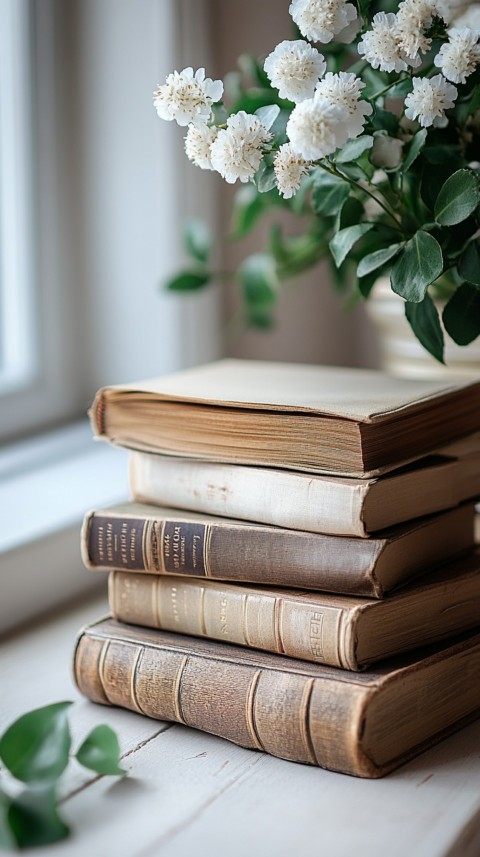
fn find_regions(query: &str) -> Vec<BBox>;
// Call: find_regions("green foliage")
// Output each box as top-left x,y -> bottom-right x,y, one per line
0,704 -> 124,850
443,283 -> 480,345
336,136 -> 374,164
357,243 -> 403,278
458,240 -> 480,286
239,253 -> 279,326
405,294 -> 445,363
183,219 -> 211,264
165,271 -> 210,291
403,129 -> 427,172
435,170 -> 480,226
76,725 -> 126,776
391,232 -> 443,302
330,224 -> 374,268
312,172 -> 350,216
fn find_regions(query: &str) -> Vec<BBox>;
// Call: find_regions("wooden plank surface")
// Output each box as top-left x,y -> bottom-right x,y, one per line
1,595 -> 480,857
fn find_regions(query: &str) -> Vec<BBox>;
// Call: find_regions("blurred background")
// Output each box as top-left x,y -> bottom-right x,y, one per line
0,0 -> 410,633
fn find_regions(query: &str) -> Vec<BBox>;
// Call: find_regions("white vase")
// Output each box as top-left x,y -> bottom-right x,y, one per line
366,278 -> 480,379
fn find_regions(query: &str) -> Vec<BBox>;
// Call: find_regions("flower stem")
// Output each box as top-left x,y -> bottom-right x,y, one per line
318,160 -> 406,234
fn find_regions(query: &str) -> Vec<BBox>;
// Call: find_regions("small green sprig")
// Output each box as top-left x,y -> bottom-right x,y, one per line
0,703 -> 125,850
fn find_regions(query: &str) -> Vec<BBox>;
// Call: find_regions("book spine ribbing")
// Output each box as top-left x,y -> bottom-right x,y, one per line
82,511 -> 382,596
73,627 -> 376,777
129,453 -> 369,537
108,571 -> 358,670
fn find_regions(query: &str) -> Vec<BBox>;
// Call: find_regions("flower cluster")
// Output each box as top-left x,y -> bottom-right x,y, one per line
154,1 -> 480,363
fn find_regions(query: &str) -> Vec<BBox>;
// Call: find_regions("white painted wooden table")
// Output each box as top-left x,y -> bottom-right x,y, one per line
2,596 -> 480,857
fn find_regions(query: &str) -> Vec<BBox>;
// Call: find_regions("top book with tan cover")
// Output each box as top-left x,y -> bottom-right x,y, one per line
90,359 -> 480,477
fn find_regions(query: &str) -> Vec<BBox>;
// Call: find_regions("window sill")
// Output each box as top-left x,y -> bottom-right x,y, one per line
0,421 -> 128,635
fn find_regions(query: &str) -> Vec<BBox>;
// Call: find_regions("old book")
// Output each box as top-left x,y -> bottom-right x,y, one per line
73,619 -> 480,778
89,359 -> 480,478
107,552 -> 480,670
81,501 -> 475,598
129,433 -> 480,537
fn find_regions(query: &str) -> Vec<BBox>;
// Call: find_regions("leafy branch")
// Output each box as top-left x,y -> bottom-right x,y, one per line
0,703 -> 125,849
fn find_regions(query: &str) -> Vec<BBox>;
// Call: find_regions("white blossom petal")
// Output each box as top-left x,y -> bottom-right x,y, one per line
264,40 -> 326,103
404,74 -> 458,128
289,0 -> 357,44
286,93 -> 349,160
274,143 -> 311,198
184,124 -> 218,170
315,72 -> 373,139
210,111 -> 271,183
451,5 -> 480,31
434,28 -> 480,84
358,13 -> 409,73
153,67 -> 224,126
395,0 -> 437,63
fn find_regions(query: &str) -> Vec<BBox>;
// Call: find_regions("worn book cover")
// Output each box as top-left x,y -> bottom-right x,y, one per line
82,501 -> 475,597
89,359 -> 480,477
73,619 -> 480,778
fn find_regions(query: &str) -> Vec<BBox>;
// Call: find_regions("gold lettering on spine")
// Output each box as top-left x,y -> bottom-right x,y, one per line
245,670 -> 265,751
309,612 -> 325,661
158,521 -> 167,573
203,524 -> 213,577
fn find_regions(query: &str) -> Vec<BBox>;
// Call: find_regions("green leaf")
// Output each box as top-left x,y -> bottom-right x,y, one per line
435,169 -> 480,226
357,243 -> 403,278
0,790 -> 15,851
336,197 -> 364,231
391,231 -> 443,302
230,185 -> 265,237
329,223 -> 374,268
255,104 -> 280,130
183,219 -> 211,264
403,129 -> 427,172
369,107 -> 399,136
239,253 -> 279,326
357,0 -> 373,18
386,78 -> 413,98
336,136 -> 374,164
312,174 -> 350,216
165,271 -> 210,291
76,725 -> 125,777
405,294 -> 445,363
421,164 -> 452,212
443,283 -> 480,345
458,240 -> 480,286
255,160 -> 277,193
7,787 -> 69,849
357,270 -> 379,299
0,702 -> 72,784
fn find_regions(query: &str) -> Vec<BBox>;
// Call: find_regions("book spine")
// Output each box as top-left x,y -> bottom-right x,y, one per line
82,511 -> 382,597
73,627 -> 377,777
129,453 -> 370,537
109,571 -> 358,670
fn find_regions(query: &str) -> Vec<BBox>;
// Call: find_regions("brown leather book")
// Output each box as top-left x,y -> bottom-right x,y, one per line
73,619 -> 480,778
89,359 -> 480,477
107,552 -> 480,670
129,432 -> 480,537
81,501 -> 475,597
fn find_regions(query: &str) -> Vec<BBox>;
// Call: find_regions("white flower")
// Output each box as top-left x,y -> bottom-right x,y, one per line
263,40 -> 326,104
405,74 -> 458,128
209,111 -> 271,183
371,135 -> 404,169
452,5 -> 480,31
184,124 -> 218,170
286,94 -> 349,160
358,13 -> 409,73
274,143 -> 310,198
395,0 -> 436,63
153,67 -> 223,127
434,28 -> 480,84
289,0 -> 357,44
315,72 -> 373,139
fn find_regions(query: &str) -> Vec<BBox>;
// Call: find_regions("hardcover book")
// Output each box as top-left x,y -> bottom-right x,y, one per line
107,552 -> 480,670
129,432 -> 480,537
82,501 -> 475,597
89,359 -> 480,478
73,619 -> 480,778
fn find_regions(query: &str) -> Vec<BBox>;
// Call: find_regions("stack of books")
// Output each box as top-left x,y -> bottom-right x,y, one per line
74,360 -> 480,778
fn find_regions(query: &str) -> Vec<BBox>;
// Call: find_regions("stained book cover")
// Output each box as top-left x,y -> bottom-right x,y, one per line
73,619 -> 480,778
